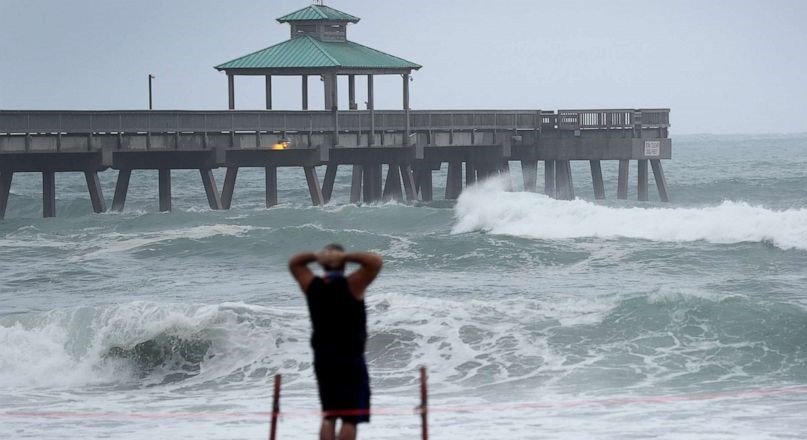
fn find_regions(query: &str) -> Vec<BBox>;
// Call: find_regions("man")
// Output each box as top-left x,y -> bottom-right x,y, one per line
288,244 -> 383,440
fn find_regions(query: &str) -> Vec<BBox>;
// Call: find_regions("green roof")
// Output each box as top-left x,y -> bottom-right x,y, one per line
215,36 -> 421,71
277,5 -> 359,23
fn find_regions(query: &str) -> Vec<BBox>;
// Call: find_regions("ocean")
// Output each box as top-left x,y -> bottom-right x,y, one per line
2,134 -> 807,439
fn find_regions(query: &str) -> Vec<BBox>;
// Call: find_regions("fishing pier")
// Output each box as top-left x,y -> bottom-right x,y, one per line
0,4 -> 671,219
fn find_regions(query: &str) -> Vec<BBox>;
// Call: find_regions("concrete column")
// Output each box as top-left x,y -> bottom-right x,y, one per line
302,75 -> 309,110
221,167 -> 238,209
466,162 -> 477,186
362,163 -> 382,203
403,73 -> 411,145
0,171 -> 13,219
324,74 -> 338,110
522,160 -> 538,192
84,171 -> 106,213
42,171 -> 56,218
265,75 -> 272,110
589,160 -> 605,200
304,166 -> 325,206
111,169 -> 131,212
350,165 -> 363,203
266,166 -> 278,207
367,75 -> 375,146
544,160 -> 556,197
200,169 -> 223,210
322,164 -> 338,203
383,165 -> 404,202
228,74 -> 235,110
445,161 -> 462,200
555,160 -> 574,200
638,159 -> 649,201
158,169 -> 171,212
400,165 -> 417,201
348,75 -> 356,110
650,159 -> 670,202
617,159 -> 630,200
419,169 -> 433,202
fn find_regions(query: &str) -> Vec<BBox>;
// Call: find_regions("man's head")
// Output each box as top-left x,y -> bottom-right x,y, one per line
319,243 -> 346,272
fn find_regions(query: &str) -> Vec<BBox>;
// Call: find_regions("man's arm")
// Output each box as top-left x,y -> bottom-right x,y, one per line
288,252 -> 317,293
345,252 -> 383,300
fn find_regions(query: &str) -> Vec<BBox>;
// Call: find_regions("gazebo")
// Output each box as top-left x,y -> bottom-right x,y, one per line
215,3 -> 421,117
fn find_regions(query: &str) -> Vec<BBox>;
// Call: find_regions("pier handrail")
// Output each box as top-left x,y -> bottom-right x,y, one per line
0,109 -> 669,135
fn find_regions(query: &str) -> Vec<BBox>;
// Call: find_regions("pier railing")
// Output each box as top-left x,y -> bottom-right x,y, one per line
0,109 -> 669,135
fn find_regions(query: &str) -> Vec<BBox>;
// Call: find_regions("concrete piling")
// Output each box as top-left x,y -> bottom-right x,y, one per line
617,160 -> 630,200
350,165 -> 363,203
221,167 -> 238,209
522,160 -> 538,192
638,159 -> 649,201
265,166 -> 278,207
445,162 -> 462,200
200,169 -> 222,210
589,160 -> 605,200
544,160 -> 556,198
0,171 -> 12,219
419,169 -> 433,202
42,171 -> 56,218
650,159 -> 670,202
382,164 -> 404,201
321,164 -> 338,203
84,171 -> 107,213
400,165 -> 417,201
111,169 -> 131,212
303,166 -> 325,206
158,169 -> 171,212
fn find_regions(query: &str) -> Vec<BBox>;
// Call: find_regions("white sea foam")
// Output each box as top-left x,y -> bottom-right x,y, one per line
452,176 -> 807,250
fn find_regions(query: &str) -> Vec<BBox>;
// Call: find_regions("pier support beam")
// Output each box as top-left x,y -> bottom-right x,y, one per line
84,171 -> 106,213
465,162 -> 477,186
221,167 -> 238,209
638,159 -> 649,201
42,171 -> 56,218
650,159 -> 670,202
350,165 -> 363,204
200,169 -> 222,210
555,160 -> 575,200
265,166 -> 278,207
419,169 -> 433,202
0,172 -> 13,219
445,162 -> 462,200
158,169 -> 171,212
589,160 -> 605,200
544,160 -> 556,197
400,165 -> 417,202
522,160 -> 538,192
617,160 -> 630,200
362,164 -> 383,203
304,166 -> 325,206
322,164 -> 338,204
383,165 -> 403,202
111,169 -> 131,212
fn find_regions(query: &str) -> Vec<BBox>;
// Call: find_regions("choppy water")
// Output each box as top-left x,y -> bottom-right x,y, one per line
2,134 -> 807,439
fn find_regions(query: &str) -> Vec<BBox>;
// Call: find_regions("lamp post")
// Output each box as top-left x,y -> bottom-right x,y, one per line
148,74 -> 155,110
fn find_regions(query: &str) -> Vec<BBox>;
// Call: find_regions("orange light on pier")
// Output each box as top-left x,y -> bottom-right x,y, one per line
271,140 -> 290,150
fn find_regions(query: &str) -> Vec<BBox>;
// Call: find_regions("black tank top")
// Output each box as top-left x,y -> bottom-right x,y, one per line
305,276 -> 367,358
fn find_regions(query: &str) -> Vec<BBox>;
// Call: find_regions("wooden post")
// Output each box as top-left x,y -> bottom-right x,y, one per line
42,171 -> 56,218
304,166 -> 325,206
0,171 -> 13,219
367,75 -> 375,146
589,160 -> 605,200
445,162 -> 462,200
400,165 -> 417,201
228,74 -> 235,110
638,159 -> 649,201
350,165 -> 363,203
221,167 -> 238,209
419,366 -> 429,440
84,171 -> 106,213
322,164 -> 338,204
200,169 -> 223,210
383,164 -> 404,202
419,169 -> 433,202
266,166 -> 278,207
650,159 -> 670,202
158,169 -> 171,212
521,160 -> 537,192
111,169 -> 131,212
269,374 -> 282,440
544,160 -> 556,198
302,75 -> 309,110
265,75 -> 272,110
617,159 -> 629,200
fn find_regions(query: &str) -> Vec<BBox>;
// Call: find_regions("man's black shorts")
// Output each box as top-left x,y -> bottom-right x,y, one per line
314,355 -> 371,424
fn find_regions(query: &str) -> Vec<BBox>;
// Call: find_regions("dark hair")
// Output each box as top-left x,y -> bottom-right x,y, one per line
323,243 -> 345,252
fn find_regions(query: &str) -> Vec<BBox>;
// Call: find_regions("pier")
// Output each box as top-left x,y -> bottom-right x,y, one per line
0,4 -> 671,219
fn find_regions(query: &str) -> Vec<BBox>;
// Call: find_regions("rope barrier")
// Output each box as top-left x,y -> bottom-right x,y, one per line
3,380 -> 807,433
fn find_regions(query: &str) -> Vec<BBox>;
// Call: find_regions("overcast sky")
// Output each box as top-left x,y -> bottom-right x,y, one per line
2,0 -> 806,134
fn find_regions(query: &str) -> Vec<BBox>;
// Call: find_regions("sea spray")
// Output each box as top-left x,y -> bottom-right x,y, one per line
452,176 -> 807,250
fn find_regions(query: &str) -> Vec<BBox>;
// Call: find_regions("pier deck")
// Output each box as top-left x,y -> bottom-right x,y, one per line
0,108 -> 670,218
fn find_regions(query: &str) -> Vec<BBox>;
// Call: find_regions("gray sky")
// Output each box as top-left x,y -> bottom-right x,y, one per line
2,0 -> 806,134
